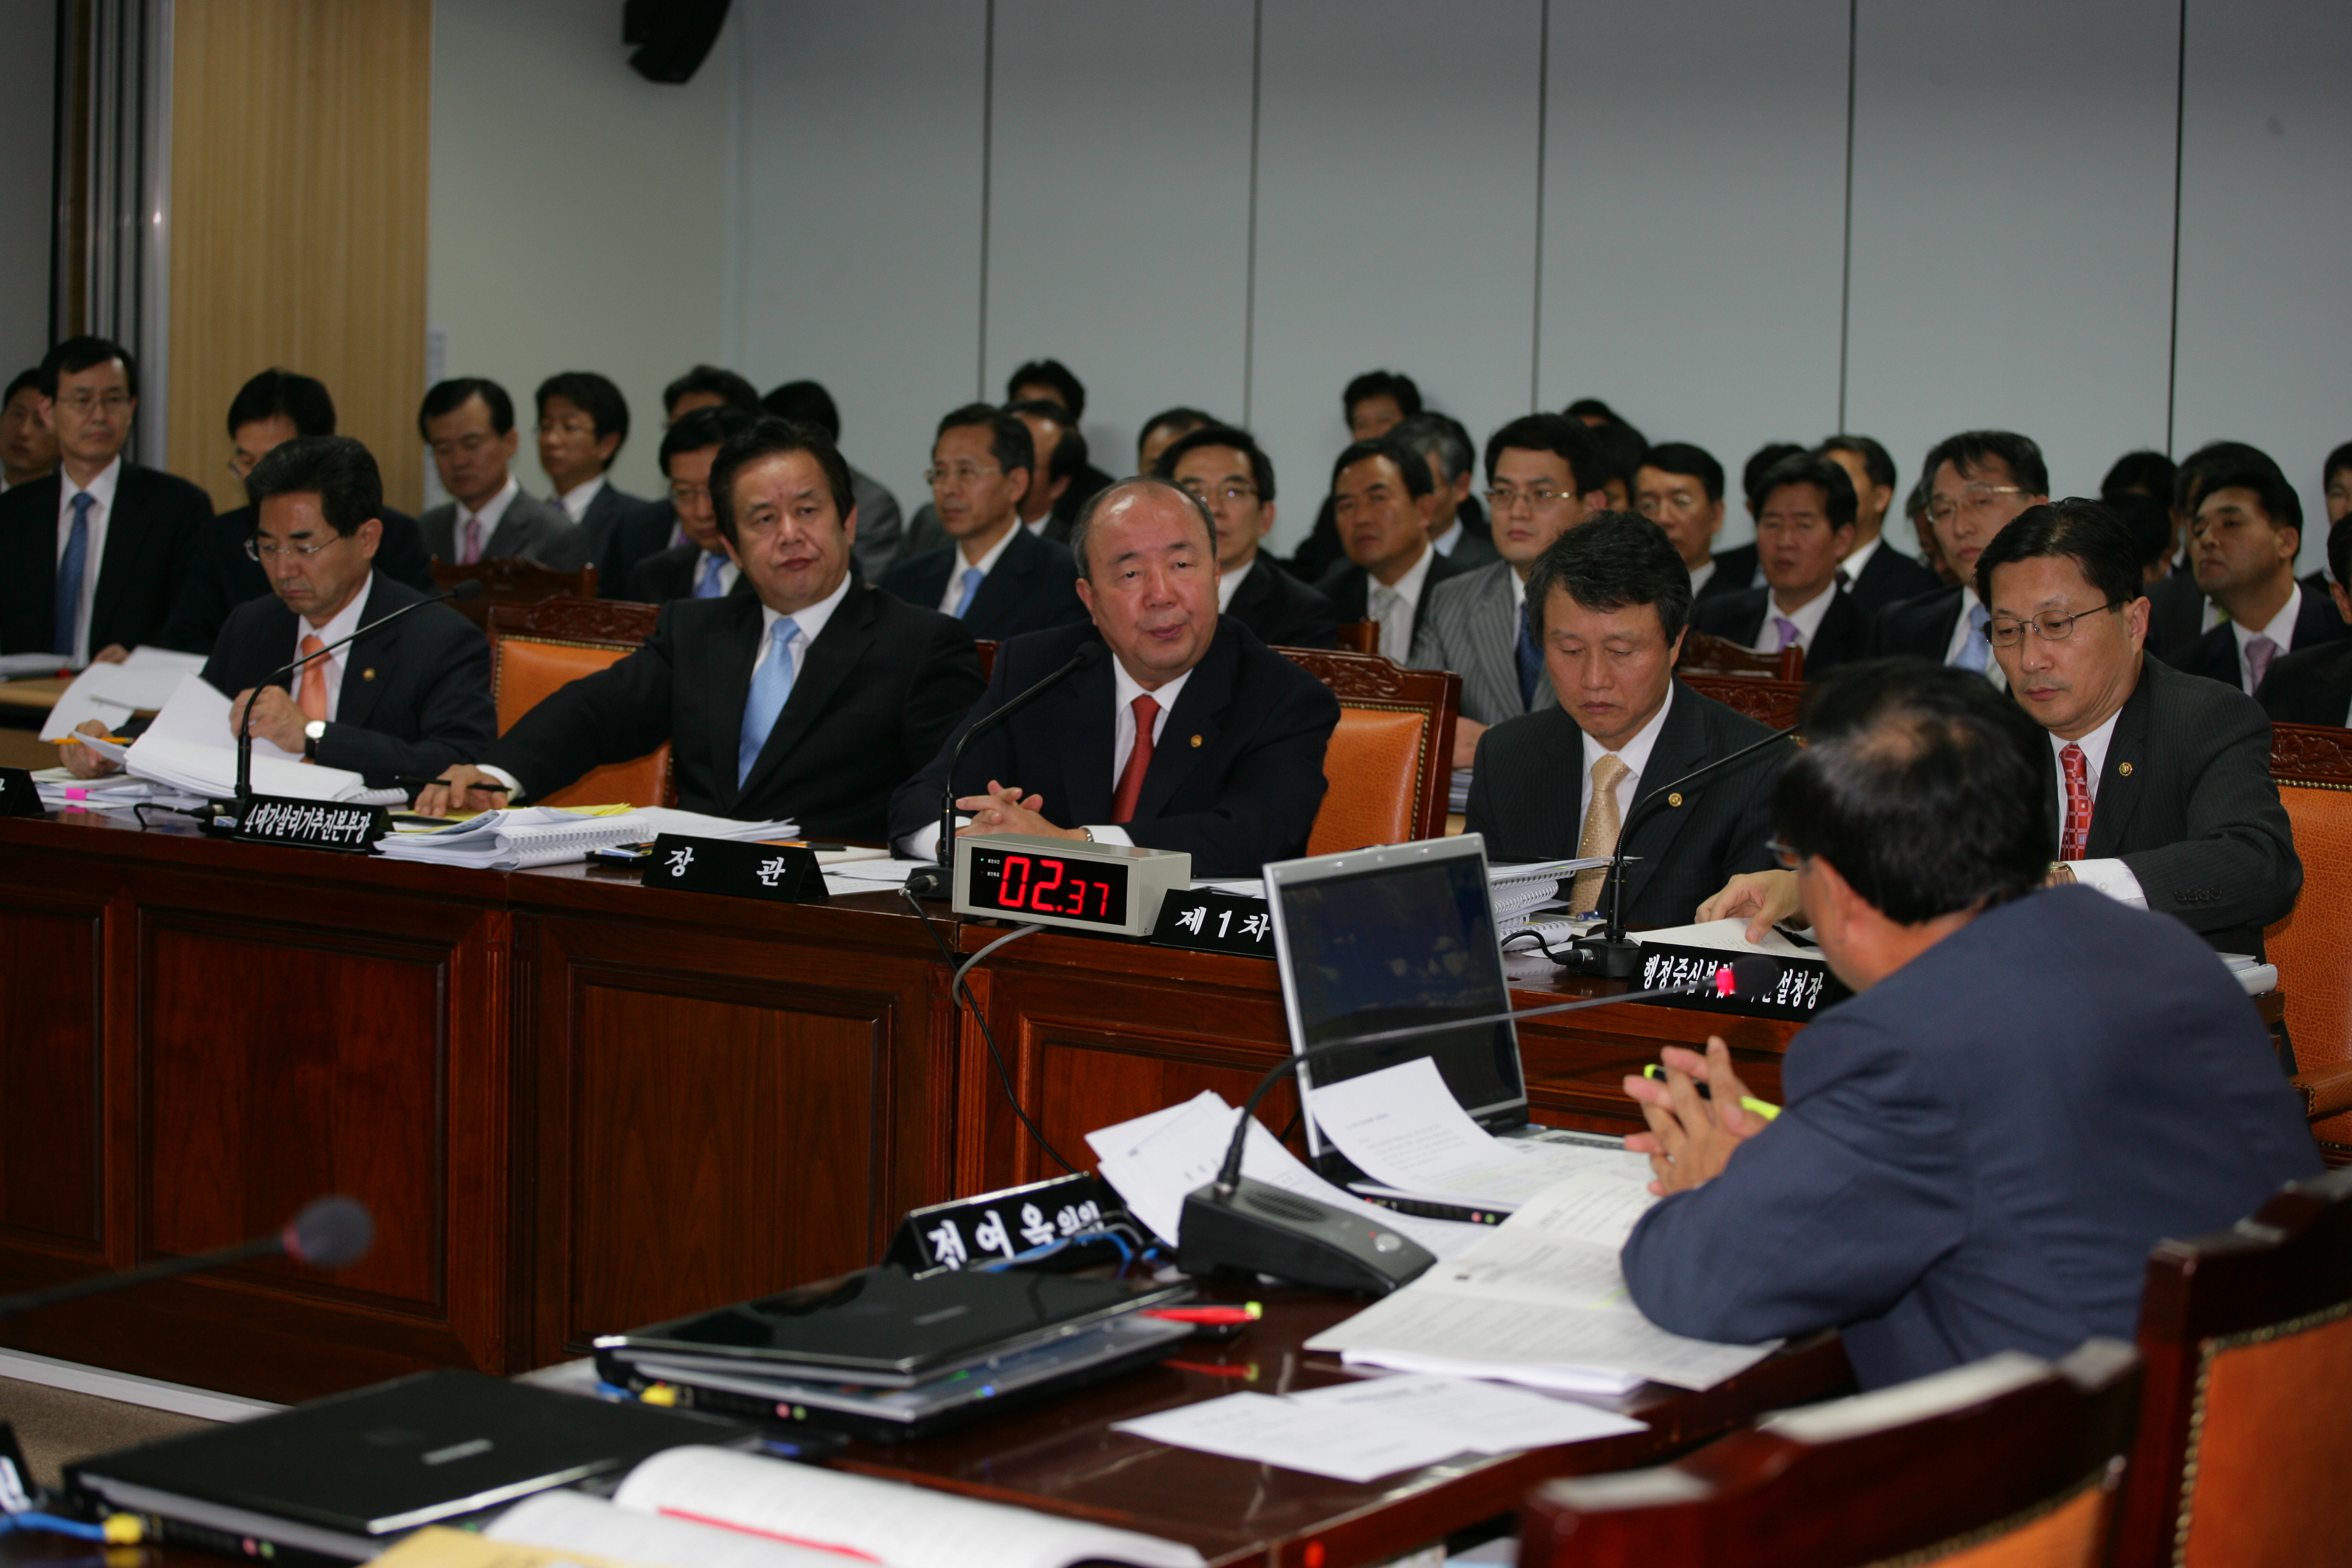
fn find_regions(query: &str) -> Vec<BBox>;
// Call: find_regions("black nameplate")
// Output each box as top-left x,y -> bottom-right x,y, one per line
884,1172 -> 1128,1275
1637,942 -> 1852,1022
233,795 -> 387,853
641,833 -> 828,902
0,768 -> 40,818
1152,888 -> 1275,957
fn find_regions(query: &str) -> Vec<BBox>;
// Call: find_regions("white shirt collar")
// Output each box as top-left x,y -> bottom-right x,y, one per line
291,572 -> 374,722
1841,533 -> 1883,582
2051,704 -> 2123,815
1688,557 -> 1716,595
1944,584 -> 2008,693
1509,568 -> 1527,610
1429,517 -> 1465,556
1109,654 -> 1196,785
1757,581 -> 1838,651
60,456 -> 122,512
553,474 -> 606,522
1578,684 -> 1676,819
1378,541 -> 1435,610
761,570 -> 854,663
1217,556 -> 1255,612
1022,512 -> 1052,536
939,523 -> 1021,613
2233,581 -> 2301,650
459,474 -> 519,531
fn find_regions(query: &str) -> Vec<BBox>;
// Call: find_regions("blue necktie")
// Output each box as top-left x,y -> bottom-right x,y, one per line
1516,607 -> 1544,708
695,553 -> 727,598
952,565 -> 985,619
1955,601 -> 1993,674
738,617 -> 799,786
54,492 -> 93,658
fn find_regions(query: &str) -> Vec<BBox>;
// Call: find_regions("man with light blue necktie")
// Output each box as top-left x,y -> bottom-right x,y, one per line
418,419 -> 983,837
879,404 -> 1088,641
1863,430 -> 2050,687
623,405 -> 760,604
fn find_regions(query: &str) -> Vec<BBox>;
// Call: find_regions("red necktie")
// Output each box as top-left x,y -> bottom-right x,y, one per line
2060,742 -> 2091,860
1111,694 -> 1160,825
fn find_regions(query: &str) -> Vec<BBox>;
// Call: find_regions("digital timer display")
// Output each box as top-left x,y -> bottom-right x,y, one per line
968,847 -> 1134,925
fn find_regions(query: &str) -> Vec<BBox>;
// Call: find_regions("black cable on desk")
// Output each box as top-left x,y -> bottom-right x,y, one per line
900,889 -> 1076,1174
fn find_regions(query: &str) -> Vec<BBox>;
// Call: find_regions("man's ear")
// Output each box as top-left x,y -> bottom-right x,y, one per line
355,517 -> 382,561
1258,500 -> 1278,541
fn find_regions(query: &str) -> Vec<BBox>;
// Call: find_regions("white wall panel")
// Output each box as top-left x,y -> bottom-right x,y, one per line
1842,0 -> 2179,505
2172,0 -> 2352,574
0,3 -> 55,380
732,1 -> 988,521
1539,0 -> 1849,553
985,0 -> 1257,481
1249,0 -> 1546,553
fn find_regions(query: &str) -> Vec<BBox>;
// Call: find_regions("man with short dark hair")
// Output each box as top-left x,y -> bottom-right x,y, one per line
662,365 -> 761,424
1466,512 -> 1783,922
1,368 -> 56,492
0,335 -> 210,664
625,405 -> 760,602
1817,433 -> 1939,620
2327,442 -> 2352,527
1692,453 -> 1866,673
1620,659 -> 2317,1390
1705,440 -> 1805,600
1390,412 -> 1498,569
415,419 -> 982,835
533,371 -> 645,576
1137,406 -> 1216,478
591,365 -> 768,589
2166,446 -> 2349,694
761,378 -> 904,580
416,378 -> 578,565
889,478 -> 1339,877
1579,421 -> 1645,514
1288,370 -> 1427,582
1635,442 -> 1733,601
2259,516 -> 2352,726
2144,441 -> 2271,657
1156,423 -> 1337,649
153,368 -> 433,654
1007,398 -> 1088,544
1865,430 -> 2051,683
1316,434 -> 1466,661
1004,358 -> 1115,529
881,404 -> 1086,640
62,436 -> 493,787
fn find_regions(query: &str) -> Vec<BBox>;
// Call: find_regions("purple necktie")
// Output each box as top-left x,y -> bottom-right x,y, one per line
2244,634 -> 2281,691
1773,615 -> 1801,651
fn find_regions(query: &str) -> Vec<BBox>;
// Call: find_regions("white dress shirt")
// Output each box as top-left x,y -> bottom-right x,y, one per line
56,457 -> 122,666
1688,558 -> 1718,596
1430,517 -> 1467,557
292,572 -> 373,725
1840,532 -> 1884,585
938,524 -> 1019,614
1748,581 -> 1837,655
1367,543 -> 1436,660
2050,710 -> 2145,907
1942,585 -> 2008,693
689,550 -> 742,598
1577,685 -> 1676,835
2229,583 -> 2302,694
553,474 -> 607,524
1216,557 -> 1256,612
455,476 -> 520,563
1022,512 -> 1053,537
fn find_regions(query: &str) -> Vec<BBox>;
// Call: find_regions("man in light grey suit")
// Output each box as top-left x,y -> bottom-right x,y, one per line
1411,413 -> 1611,795
416,377 -> 580,566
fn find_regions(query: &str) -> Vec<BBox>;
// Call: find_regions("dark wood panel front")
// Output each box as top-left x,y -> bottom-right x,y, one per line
0,887 -> 108,1256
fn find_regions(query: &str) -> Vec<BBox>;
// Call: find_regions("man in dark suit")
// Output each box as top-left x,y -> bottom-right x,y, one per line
1285,368 -> 1422,583
1392,414 -> 1501,571
1619,659 -> 2317,1391
2166,446 -> 2349,693
1468,513 -> 1783,924
416,378 -> 580,566
1864,429 -> 2051,683
2259,516 -> 2352,727
152,368 -> 433,654
890,478 -> 1340,878
1005,359 -> 1115,532
417,420 -> 982,839
1155,423 -> 1338,649
59,437 -> 493,789
588,369 -> 767,596
881,404 -> 1087,640
1699,441 -> 1806,602
1635,442 -> 1739,604
622,405 -> 760,604
1,366 -> 57,492
1692,452 -> 1867,675
0,335 -> 209,664
1818,433 -> 1941,620
532,372 -> 646,576
1316,434 -> 1467,659
762,379 -> 905,581
1008,398 -> 1086,546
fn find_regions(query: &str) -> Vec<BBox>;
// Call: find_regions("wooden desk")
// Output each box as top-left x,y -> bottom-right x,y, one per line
0,678 -> 69,713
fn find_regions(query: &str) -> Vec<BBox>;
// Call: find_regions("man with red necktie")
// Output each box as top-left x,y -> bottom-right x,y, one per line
890,478 -> 1341,879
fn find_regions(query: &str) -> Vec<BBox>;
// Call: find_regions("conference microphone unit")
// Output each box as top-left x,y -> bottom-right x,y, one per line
906,642 -> 1106,900
1558,721 -> 1804,979
1177,956 -> 1785,1296
0,1195 -> 375,1320
231,580 -> 485,813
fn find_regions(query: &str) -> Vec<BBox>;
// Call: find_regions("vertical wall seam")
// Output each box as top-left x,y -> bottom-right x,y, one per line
1529,0 -> 1548,408
977,0 -> 995,401
2164,0 -> 2187,455
1243,0 -> 1263,427
1835,0 -> 1857,434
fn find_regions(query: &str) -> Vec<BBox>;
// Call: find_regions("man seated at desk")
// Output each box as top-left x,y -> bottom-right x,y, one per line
1465,512 -> 1784,923
61,436 -> 495,787
1701,500 -> 2302,968
416,419 -> 983,839
2259,516 -> 2352,727
1618,660 -> 2318,1390
889,478 -> 1340,878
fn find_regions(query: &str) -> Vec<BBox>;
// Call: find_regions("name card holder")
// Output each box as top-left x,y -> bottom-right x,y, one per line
1151,888 -> 1275,958
233,796 -> 387,853
885,1172 -> 1132,1275
641,833 -> 828,902
1635,941 -> 1851,1022
0,768 -> 39,818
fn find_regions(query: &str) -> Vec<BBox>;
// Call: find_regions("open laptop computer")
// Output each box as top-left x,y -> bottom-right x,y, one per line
1263,834 -> 1621,1222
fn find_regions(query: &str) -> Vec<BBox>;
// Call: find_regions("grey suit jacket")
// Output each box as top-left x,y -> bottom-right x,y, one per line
419,487 -> 581,566
538,481 -> 646,575
1408,560 -> 1553,727
848,466 -> 905,582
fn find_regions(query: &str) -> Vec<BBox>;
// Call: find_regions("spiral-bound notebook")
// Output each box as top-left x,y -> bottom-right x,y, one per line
376,806 -> 653,869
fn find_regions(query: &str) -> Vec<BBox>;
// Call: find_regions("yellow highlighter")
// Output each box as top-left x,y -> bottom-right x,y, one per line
1642,1062 -> 1780,1121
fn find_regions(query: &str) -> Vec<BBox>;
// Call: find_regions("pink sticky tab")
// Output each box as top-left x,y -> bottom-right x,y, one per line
1714,966 -> 1737,997
64,787 -> 90,801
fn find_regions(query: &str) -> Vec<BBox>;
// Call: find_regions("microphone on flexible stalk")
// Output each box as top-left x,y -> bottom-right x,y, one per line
0,1196 -> 376,1320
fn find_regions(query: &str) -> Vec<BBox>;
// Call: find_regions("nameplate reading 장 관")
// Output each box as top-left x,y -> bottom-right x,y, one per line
641,834 -> 828,902
1151,889 -> 1274,957
233,796 -> 388,853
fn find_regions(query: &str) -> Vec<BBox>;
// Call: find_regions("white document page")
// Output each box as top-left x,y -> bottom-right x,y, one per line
1308,1290 -> 1775,1393
1282,1371 -> 1645,1452
630,807 -> 804,842
489,1490 -> 844,1567
1632,917 -> 1816,959
1308,1057 -> 1620,1209
122,672 -> 389,802
613,1445 -> 1207,1568
823,857 -> 945,887
39,645 -> 208,740
1111,1390 -> 1469,1484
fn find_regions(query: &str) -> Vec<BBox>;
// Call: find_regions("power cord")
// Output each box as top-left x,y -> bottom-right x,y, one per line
900,889 -> 1077,1173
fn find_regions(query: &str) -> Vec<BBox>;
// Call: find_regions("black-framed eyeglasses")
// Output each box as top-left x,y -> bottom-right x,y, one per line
1985,602 -> 2125,647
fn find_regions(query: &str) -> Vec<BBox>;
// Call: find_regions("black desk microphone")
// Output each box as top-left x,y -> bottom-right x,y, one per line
0,1196 -> 374,1320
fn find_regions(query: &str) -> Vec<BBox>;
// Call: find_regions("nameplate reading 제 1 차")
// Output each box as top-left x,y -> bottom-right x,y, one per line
233,796 -> 388,854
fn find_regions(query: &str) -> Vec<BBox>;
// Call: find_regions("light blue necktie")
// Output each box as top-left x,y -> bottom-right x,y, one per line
952,565 -> 985,619
737,617 -> 800,786
1955,601 -> 1993,674
695,552 -> 727,598
54,492 -> 93,658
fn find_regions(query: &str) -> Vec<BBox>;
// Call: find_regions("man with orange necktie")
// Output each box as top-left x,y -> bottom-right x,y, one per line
890,478 -> 1340,878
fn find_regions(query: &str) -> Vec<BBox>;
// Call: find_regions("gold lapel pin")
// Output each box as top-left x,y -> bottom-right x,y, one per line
2118,761 -> 2132,777
1667,792 -> 1683,807
1190,734 -> 1202,747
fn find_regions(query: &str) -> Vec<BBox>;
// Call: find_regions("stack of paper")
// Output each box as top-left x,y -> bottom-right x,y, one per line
28,767 -> 207,813
632,806 -> 800,841
39,646 -> 208,741
122,673 -> 403,805
1309,1056 -> 1632,1214
0,652 -> 71,678
376,806 -> 653,870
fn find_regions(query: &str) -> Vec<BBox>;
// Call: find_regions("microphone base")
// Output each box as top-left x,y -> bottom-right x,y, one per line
1557,934 -> 1644,979
904,863 -> 952,900
1177,1179 -> 1433,1296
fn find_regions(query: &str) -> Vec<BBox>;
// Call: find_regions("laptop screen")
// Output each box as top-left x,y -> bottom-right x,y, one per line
1266,838 -> 1524,1152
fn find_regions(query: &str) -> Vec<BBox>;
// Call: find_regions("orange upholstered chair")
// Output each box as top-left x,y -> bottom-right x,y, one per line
1521,1340 -> 2140,1568
2115,1167 -> 2352,1568
1275,646 -> 1460,855
2266,723 -> 2352,1155
486,598 -> 670,809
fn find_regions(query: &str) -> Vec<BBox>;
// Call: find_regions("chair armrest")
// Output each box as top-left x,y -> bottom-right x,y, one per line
2292,1062 -> 2352,1120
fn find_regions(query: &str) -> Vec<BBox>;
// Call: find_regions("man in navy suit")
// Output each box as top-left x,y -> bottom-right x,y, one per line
890,478 -> 1340,878
2259,516 -> 2352,727
1620,660 -> 2319,1390
1865,429 -> 2051,683
1817,433 -> 1941,621
1691,452 -> 1867,674
881,404 -> 1088,642
2166,446 -> 2350,694
1154,423 -> 1339,649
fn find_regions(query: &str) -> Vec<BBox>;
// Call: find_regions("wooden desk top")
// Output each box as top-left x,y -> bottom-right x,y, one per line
0,676 -> 69,711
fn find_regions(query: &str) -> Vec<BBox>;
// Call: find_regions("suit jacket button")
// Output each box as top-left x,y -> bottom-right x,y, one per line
1667,792 -> 1682,808
362,668 -> 376,681
1190,734 -> 1202,747
2117,761 -> 2131,776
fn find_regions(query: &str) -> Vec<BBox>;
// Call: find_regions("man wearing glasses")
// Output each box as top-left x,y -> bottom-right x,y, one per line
0,336 -> 210,665
880,404 -> 1088,640
416,378 -> 580,567
60,436 -> 494,787
1153,423 -> 1337,649
623,404 -> 759,602
1866,430 -> 2050,683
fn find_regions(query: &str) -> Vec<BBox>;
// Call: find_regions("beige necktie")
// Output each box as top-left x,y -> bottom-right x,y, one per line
1571,753 -> 1632,911
1370,583 -> 1407,661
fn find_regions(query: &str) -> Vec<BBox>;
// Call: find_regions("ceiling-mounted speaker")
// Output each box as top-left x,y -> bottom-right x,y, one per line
625,0 -> 732,84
